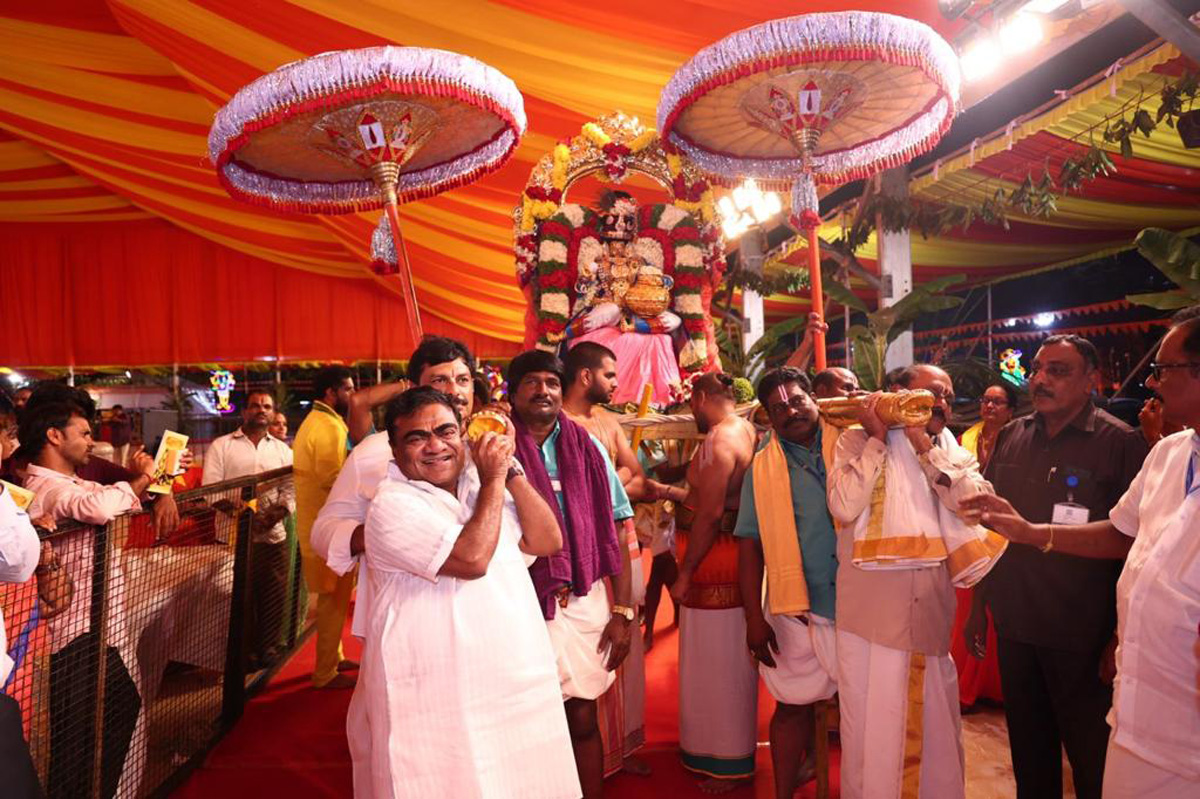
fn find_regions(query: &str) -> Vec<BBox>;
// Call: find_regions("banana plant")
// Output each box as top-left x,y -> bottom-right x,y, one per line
1128,228 -> 1200,309
825,274 -> 967,391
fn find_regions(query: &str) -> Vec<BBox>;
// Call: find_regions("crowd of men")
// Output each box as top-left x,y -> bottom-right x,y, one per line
1,304 -> 1197,799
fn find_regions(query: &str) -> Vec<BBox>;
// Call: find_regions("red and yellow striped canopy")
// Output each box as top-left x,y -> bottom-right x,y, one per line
0,1 -> 1195,366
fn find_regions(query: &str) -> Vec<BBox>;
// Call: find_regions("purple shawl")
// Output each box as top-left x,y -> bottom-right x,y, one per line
513,412 -> 623,620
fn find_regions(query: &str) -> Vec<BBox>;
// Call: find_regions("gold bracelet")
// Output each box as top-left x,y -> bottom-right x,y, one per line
1041,524 -> 1055,554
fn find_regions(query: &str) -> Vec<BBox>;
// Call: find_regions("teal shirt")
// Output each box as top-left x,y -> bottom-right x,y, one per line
540,422 -> 633,522
734,428 -> 838,620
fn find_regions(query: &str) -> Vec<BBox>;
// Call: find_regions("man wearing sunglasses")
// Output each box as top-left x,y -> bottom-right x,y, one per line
967,334 -> 1147,799
962,306 -> 1200,799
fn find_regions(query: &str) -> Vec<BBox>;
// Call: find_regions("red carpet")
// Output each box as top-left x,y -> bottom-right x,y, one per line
175,557 -> 840,798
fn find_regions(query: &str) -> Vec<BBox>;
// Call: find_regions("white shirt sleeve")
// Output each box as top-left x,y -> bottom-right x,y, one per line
827,429 -> 887,524
0,488 -> 40,584
364,483 -> 460,583
312,446 -> 369,576
201,437 -> 226,485
1109,454 -> 1151,538
921,433 -> 995,511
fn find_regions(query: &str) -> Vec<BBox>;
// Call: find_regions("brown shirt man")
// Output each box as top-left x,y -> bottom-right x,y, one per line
983,403 -> 1147,652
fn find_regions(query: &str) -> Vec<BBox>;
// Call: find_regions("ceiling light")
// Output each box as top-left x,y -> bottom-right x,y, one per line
1033,312 -> 1056,328
960,36 -> 1001,82
999,14 -> 1044,54
717,179 -> 782,241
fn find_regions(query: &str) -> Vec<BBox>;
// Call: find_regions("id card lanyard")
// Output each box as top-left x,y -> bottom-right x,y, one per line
1052,474 -> 1090,526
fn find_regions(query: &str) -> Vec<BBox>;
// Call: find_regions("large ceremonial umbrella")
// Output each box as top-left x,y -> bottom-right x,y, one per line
209,46 -> 527,345
658,12 -> 960,369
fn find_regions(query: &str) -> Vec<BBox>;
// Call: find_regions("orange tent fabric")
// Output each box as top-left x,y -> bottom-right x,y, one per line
0,218 -> 517,368
0,0 -> 962,367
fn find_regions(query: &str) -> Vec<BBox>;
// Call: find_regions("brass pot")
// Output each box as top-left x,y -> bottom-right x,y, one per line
465,410 -> 509,442
623,272 -> 671,317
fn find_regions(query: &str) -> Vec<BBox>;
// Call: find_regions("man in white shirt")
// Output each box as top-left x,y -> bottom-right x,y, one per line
354,386 -> 579,798
311,336 -> 479,637
202,390 -> 295,668
22,400 -> 152,799
0,483 -> 42,798
963,305 -> 1200,799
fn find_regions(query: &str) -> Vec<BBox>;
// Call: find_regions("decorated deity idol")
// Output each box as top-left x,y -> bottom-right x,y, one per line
568,193 -> 680,338
514,111 -> 725,405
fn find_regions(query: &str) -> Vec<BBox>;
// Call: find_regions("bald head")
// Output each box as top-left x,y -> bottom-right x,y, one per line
812,367 -> 859,399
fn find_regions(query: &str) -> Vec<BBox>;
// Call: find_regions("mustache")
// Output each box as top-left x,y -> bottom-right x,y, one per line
1033,387 -> 1054,398
931,407 -> 946,420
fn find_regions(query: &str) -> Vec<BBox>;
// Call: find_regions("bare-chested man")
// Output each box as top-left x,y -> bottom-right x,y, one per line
661,372 -> 758,791
562,341 -> 653,779
563,342 -> 647,500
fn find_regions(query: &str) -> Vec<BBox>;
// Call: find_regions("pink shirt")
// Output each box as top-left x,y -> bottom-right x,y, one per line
25,464 -> 140,654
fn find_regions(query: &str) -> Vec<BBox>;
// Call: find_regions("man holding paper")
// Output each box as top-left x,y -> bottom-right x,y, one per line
734,367 -> 838,799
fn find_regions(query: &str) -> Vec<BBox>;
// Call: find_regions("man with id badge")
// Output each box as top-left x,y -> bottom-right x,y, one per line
963,306 -> 1200,799
969,335 -> 1147,799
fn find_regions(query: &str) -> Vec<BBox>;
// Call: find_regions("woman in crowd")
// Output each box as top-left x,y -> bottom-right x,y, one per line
960,381 -> 1019,471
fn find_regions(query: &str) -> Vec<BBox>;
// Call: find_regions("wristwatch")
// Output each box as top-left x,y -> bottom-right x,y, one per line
611,604 -> 635,622
505,459 -> 525,482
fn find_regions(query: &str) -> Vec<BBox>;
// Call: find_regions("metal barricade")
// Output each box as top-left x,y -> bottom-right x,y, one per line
0,466 -> 307,798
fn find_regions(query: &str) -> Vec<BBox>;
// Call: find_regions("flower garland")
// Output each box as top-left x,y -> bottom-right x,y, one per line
532,202 -> 712,374
516,111 -> 725,373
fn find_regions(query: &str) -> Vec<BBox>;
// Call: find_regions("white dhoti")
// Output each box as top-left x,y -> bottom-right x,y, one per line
836,628 -> 964,799
678,606 -> 758,778
760,608 -> 837,706
545,579 -> 616,701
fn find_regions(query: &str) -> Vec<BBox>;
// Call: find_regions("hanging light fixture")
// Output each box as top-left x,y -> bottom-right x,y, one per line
717,179 -> 783,240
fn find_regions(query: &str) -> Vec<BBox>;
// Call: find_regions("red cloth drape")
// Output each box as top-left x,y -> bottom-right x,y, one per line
950,587 -> 1004,707
0,219 -> 521,367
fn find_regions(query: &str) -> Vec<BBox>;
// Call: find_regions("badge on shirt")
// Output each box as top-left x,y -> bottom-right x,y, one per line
1051,502 -> 1089,525
1051,473 -> 1089,525
550,478 -> 562,493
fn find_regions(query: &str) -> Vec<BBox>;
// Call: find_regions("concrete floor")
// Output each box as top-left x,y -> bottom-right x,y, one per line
962,706 -> 1076,798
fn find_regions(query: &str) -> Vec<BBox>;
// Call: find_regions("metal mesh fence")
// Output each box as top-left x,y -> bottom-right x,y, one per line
0,466 -> 306,798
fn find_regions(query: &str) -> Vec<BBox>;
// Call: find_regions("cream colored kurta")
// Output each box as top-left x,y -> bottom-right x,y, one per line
353,462 -> 579,799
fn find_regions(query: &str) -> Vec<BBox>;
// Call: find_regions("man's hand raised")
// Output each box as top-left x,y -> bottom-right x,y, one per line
470,432 -> 514,483
856,392 -> 889,441
131,449 -> 156,477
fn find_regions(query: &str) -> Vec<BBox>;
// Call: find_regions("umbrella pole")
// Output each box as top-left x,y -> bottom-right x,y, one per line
808,227 -> 827,371
383,199 -> 424,345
